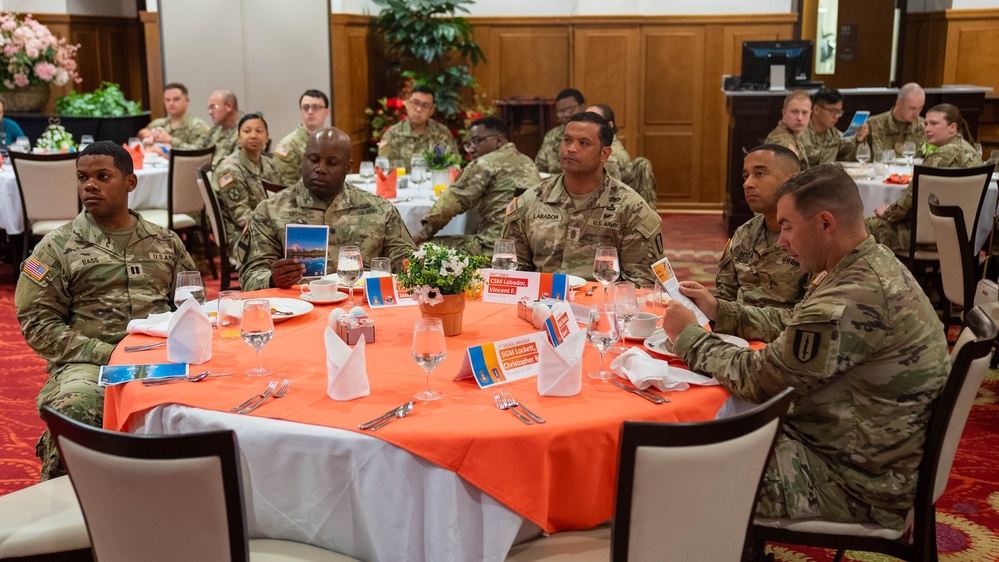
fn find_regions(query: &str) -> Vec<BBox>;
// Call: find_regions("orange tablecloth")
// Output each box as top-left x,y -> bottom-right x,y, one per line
106,288 -> 730,533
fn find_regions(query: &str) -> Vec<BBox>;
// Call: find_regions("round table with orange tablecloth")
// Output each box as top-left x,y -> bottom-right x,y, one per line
105,288 -> 732,562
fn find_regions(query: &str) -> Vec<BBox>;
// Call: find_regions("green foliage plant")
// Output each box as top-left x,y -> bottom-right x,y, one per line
54,82 -> 141,117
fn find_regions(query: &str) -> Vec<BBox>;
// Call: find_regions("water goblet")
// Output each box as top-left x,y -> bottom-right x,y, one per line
359,161 -> 375,182
974,143 -> 984,158
217,289 -> 242,339
491,239 -> 518,271
902,141 -> 917,167
412,317 -> 446,401
610,281 -> 638,354
337,246 -> 363,306
371,257 -> 392,277
880,149 -> 896,164
241,299 -> 275,377
174,270 -> 206,309
375,157 -> 391,174
592,246 -> 620,300
586,303 -> 620,381
856,143 -> 871,166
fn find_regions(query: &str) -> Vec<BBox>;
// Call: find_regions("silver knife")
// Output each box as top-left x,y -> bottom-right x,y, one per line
359,404 -> 407,430
611,380 -> 668,404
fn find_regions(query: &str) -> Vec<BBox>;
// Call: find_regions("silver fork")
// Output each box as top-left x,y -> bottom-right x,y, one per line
124,341 -> 166,352
494,393 -> 533,425
501,389 -> 545,424
231,381 -> 277,413
239,379 -> 291,414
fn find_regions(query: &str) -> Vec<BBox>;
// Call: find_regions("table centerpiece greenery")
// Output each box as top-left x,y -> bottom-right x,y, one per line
55,82 -> 141,117
397,243 -> 489,336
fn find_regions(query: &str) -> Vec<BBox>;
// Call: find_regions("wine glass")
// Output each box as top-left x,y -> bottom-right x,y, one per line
359,161 -> 375,183
902,141 -> 917,167
371,257 -> 392,276
586,303 -> 620,381
880,149 -> 896,165
337,246 -> 363,306
375,157 -> 391,174
856,143 -> 871,166
610,281 -> 638,354
592,246 -> 620,300
241,299 -> 275,377
974,143 -> 984,158
412,317 -> 446,401
173,270 -> 206,308
491,239 -> 518,270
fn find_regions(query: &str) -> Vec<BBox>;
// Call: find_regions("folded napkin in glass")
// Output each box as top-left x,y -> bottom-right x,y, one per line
537,329 -> 586,397
325,326 -> 370,401
166,297 -> 212,365
610,348 -> 719,392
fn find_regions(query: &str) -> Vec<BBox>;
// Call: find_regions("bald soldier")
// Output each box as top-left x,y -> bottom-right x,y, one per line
765,90 -> 813,169
866,82 -> 927,157
174,89 -> 240,167
15,141 -> 196,480
414,116 -> 541,256
710,144 -> 808,310
239,127 -> 415,290
664,164 -> 949,532
503,111 -> 663,287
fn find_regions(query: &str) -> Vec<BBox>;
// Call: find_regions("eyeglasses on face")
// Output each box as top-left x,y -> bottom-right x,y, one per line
555,104 -> 579,117
817,105 -> 845,118
408,99 -> 433,111
207,104 -> 220,111
301,104 -> 327,113
464,134 -> 499,150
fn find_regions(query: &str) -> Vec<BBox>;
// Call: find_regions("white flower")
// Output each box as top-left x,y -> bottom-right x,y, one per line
423,286 -> 444,306
439,256 -> 464,278
413,247 -> 426,261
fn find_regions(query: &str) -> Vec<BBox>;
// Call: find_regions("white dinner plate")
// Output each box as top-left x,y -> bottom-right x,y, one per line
203,297 -> 314,323
323,271 -> 384,288
300,292 -> 349,305
567,275 -> 586,290
644,331 -> 749,358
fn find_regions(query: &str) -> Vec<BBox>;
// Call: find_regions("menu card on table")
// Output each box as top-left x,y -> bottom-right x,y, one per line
99,363 -> 188,386
456,302 -> 578,388
650,256 -> 710,326
481,269 -> 571,304
285,224 -> 329,278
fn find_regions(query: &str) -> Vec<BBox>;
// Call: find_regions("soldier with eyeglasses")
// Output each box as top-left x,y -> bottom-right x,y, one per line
535,88 -> 586,175
273,89 -> 330,186
377,85 -> 458,165
803,87 -> 869,166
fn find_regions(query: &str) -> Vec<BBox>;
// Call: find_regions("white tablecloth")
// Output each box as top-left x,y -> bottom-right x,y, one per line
346,175 -> 474,238
854,166 -> 999,251
0,165 -> 168,234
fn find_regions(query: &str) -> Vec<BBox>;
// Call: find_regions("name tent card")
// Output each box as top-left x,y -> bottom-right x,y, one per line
650,256 -> 710,326
363,276 -> 418,307
481,269 -> 570,304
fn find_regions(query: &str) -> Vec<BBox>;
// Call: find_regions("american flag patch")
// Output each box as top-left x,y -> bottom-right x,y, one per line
23,257 -> 49,281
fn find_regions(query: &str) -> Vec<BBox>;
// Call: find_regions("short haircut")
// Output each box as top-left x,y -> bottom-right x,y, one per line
238,112 -> 267,132
748,144 -> 803,173
299,89 -> 329,108
470,116 -> 507,137
411,85 -> 435,100
566,111 -> 613,148
79,140 -> 133,176
163,82 -> 188,96
216,89 -> 238,109
783,90 -> 811,108
774,163 -> 864,228
898,82 -> 924,103
556,88 -> 585,105
811,87 -> 843,106
589,103 -> 617,134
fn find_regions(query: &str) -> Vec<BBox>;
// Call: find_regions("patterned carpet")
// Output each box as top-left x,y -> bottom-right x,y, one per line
2,214 -> 999,562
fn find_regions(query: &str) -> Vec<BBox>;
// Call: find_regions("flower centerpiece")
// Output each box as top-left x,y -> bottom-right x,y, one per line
35,119 -> 75,152
364,96 -> 406,154
0,12 -> 81,112
397,243 -> 489,336
421,142 -> 464,194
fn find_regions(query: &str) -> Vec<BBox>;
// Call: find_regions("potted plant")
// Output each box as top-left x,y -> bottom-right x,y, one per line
53,82 -> 147,144
0,11 -> 80,112
397,243 -> 489,336
421,142 -> 463,193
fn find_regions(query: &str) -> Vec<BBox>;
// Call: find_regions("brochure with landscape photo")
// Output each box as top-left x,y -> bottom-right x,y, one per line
285,224 -> 330,278
99,363 -> 189,386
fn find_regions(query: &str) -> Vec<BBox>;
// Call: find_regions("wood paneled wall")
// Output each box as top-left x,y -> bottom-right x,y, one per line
331,14 -> 378,167
34,14 -> 147,115
465,15 -> 795,210
903,9 -> 999,92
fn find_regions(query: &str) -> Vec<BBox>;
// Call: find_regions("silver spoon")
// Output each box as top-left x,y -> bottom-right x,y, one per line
369,401 -> 414,431
142,370 -> 210,386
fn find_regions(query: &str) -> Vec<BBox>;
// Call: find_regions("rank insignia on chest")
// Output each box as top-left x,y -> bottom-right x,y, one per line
127,264 -> 144,277
792,330 -> 821,363
23,256 -> 49,281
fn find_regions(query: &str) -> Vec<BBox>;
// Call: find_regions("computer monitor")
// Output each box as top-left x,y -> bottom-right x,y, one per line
740,40 -> 815,90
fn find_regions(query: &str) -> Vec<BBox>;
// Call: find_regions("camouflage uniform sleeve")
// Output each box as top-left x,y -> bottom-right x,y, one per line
171,118 -> 212,150
501,197 -> 533,271
382,205 -> 417,273
882,184 -> 912,223
534,128 -> 561,173
603,158 -> 624,181
713,238 -> 739,302
14,241 -> 116,367
272,130 -> 302,187
377,127 -> 395,160
619,204 -> 663,287
711,298 -> 793,343
418,164 -> 487,239
238,203 -> 283,291
215,163 -> 253,231
837,136 -> 858,161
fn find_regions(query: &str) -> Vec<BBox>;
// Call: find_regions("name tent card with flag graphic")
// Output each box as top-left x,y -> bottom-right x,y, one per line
481,269 -> 571,304
455,302 -> 579,388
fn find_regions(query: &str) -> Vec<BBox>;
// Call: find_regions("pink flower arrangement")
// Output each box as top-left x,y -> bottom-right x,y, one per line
0,12 -> 80,89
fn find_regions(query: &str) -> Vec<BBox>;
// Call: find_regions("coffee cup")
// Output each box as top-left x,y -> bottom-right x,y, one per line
301,279 -> 339,300
627,312 -> 663,339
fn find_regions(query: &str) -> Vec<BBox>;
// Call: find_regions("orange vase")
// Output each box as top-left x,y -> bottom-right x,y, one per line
418,293 -> 465,336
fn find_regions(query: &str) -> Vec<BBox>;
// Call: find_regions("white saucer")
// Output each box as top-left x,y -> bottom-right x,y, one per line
300,292 -> 349,304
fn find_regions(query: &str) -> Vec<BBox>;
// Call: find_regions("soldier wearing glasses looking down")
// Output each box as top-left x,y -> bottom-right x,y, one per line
377,85 -> 458,165
273,89 -> 330,186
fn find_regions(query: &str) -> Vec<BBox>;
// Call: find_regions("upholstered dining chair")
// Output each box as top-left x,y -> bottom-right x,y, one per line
0,475 -> 91,561
928,193 -> 977,327
506,387 -> 796,562
751,306 -> 998,562
196,163 -> 238,290
40,406 -> 360,562
10,151 -> 80,259
140,147 -> 214,232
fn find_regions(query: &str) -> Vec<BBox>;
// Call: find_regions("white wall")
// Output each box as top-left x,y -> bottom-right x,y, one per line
0,0 -> 137,16
909,0 -> 999,11
330,0 -> 793,15
158,0 -> 331,143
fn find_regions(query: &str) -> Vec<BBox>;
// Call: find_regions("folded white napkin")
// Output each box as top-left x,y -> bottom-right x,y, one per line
325,326 -> 370,401
166,297 -> 212,365
537,329 -> 586,397
610,348 -> 719,391
127,311 -> 173,338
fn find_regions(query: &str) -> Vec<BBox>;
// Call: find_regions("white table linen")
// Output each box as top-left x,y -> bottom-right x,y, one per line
346,176 -> 474,238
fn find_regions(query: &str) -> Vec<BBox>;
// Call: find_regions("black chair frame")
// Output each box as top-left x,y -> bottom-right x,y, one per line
928,193 -> 977,325
198,163 -> 238,290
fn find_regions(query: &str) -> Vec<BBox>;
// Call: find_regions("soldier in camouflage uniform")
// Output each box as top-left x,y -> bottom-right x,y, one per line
503,112 -> 663,288
764,90 -> 813,169
665,164 -> 950,531
137,82 -> 210,149
239,127 -> 415,290
414,117 -> 541,256
714,144 -> 807,310
866,82 -> 926,157
803,88 -> 868,166
273,89 -> 329,186
535,88 -> 586,174
378,86 -> 458,165
584,104 -> 632,180
14,141 -> 195,480
865,103 -> 985,253
215,113 -> 281,262
174,89 -> 240,168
